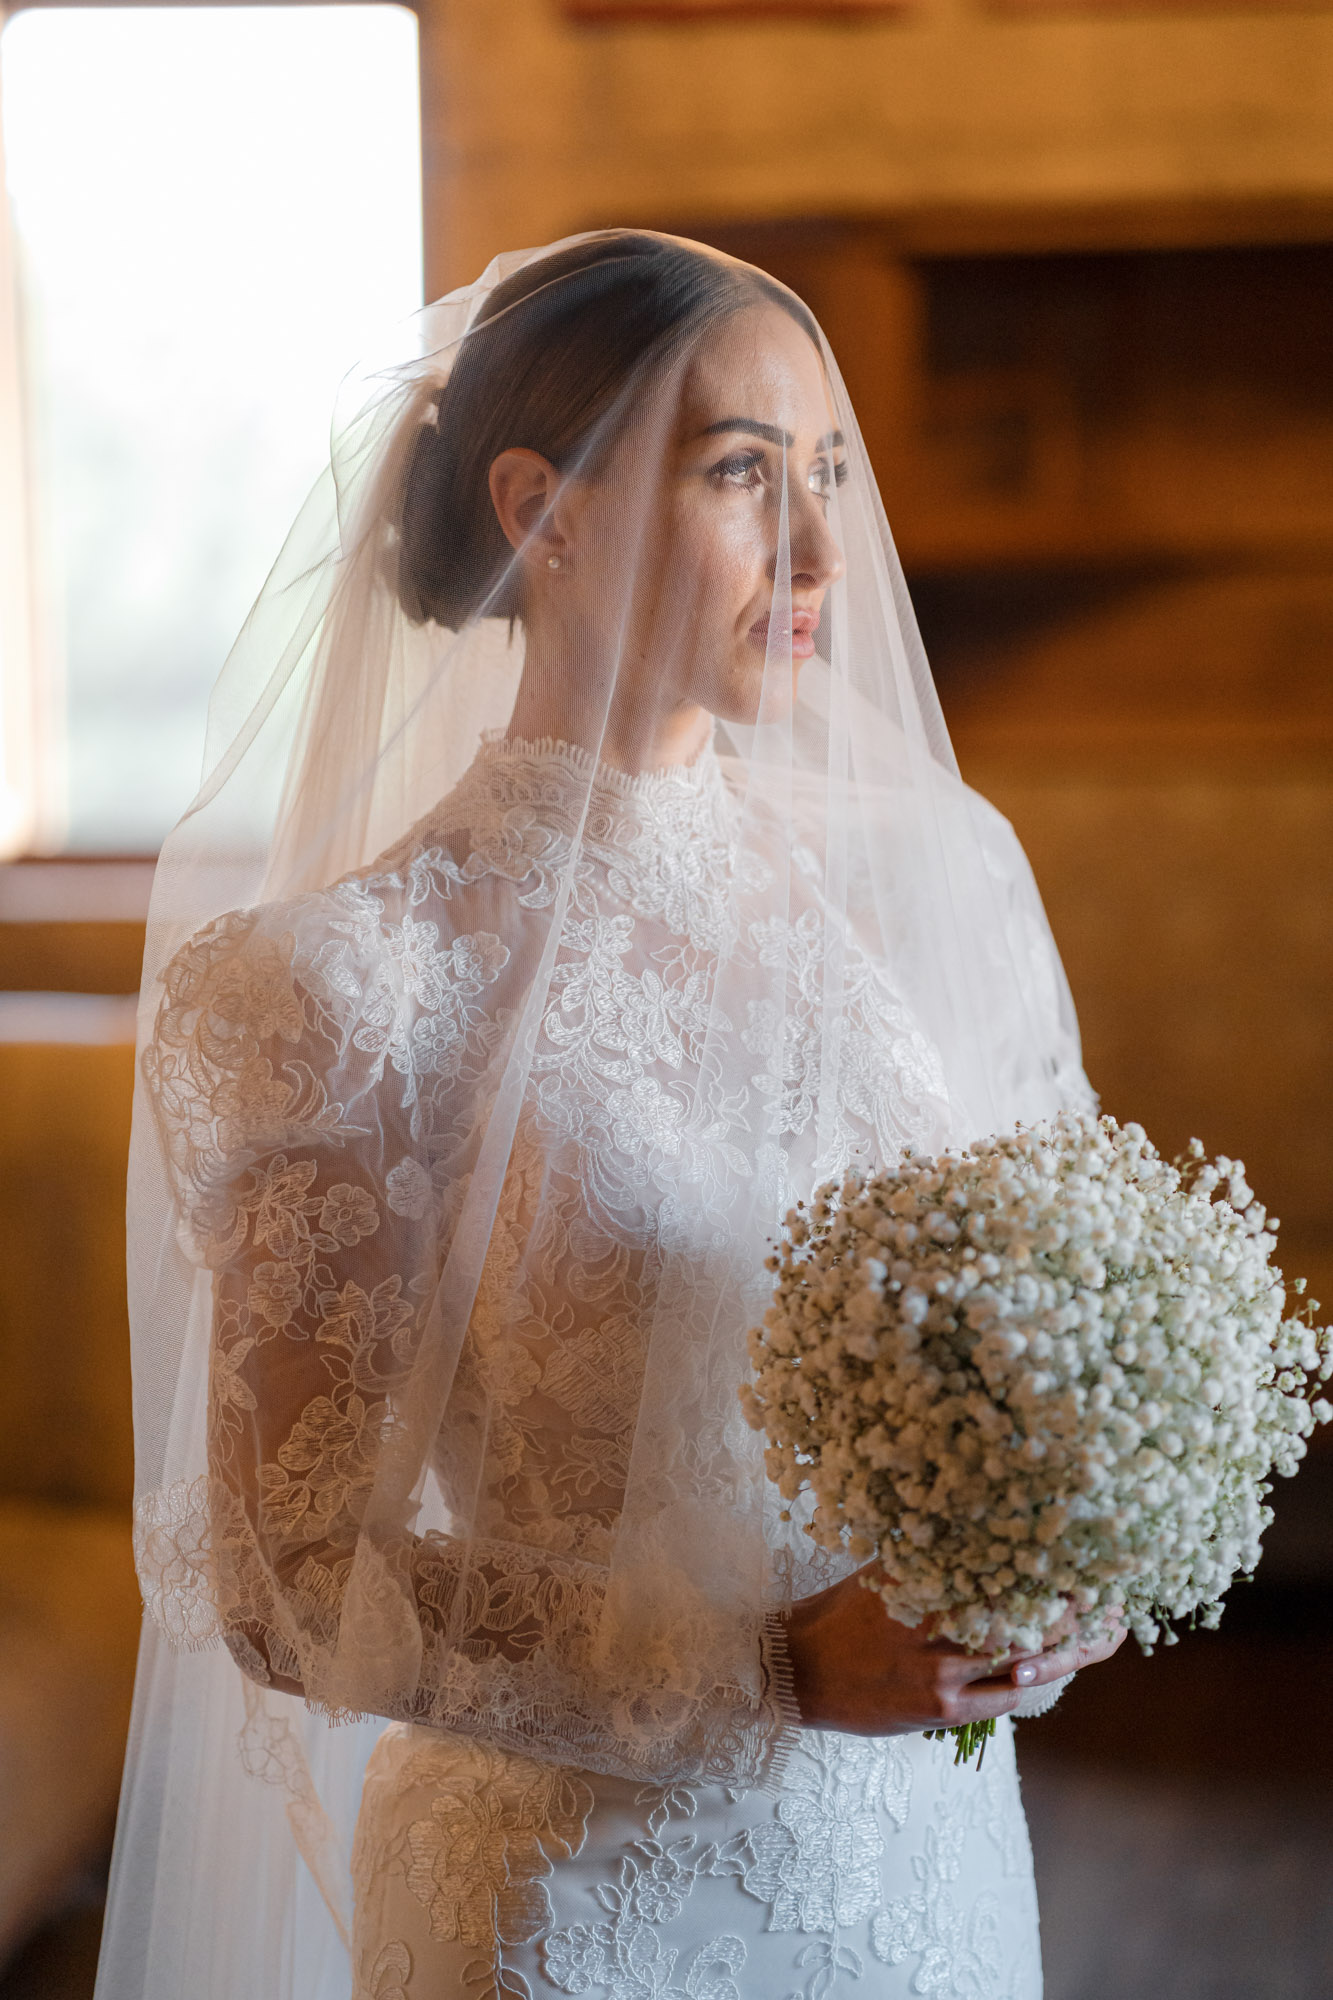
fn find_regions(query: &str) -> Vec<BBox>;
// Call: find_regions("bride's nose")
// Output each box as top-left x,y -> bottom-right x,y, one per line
785,483 -> 846,592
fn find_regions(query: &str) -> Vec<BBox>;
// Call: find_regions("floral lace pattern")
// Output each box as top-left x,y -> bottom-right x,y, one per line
358,1735 -> 593,1953
141,732 -> 951,1791
350,1721 -> 1041,2000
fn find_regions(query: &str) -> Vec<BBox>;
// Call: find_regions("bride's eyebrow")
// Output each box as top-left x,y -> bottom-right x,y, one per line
698,418 -> 791,447
696,419 -> 846,452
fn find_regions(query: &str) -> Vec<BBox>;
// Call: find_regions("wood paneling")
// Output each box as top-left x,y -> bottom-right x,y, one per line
422,0 -> 1333,293
0,1046 -> 134,1511
564,0 -> 902,16
0,1501 -> 138,1960
0,925 -> 145,995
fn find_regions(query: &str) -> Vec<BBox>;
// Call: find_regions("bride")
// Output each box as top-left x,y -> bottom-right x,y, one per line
102,231 -> 1120,2000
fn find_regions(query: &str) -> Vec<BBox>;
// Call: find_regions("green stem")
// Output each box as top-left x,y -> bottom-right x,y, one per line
925,1717 -> 996,1768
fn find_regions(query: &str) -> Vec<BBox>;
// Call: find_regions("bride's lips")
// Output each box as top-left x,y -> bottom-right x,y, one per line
747,607 -> 819,659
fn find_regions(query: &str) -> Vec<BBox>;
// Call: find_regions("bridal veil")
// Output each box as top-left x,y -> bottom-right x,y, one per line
97,231 -> 1087,1999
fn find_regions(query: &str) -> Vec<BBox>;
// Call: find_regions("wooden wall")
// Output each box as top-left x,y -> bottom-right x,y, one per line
0,1036 -> 135,1510
419,0 -> 1333,292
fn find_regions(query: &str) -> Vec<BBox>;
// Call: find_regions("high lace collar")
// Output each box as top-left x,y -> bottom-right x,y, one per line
420,726 -> 746,945
476,727 -> 723,807
445,727 -> 736,853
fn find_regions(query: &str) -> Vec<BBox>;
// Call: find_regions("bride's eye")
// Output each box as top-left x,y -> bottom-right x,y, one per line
711,449 -> 766,491
809,455 -> 849,504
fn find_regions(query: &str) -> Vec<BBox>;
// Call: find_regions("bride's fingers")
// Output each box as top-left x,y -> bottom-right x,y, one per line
928,1652 -> 999,1694
936,1643 -> 1045,1688
1059,1623 -> 1127,1670
918,1616 -> 1128,1701
923,1634 -> 1030,1674
935,1623 -> 1125,1695
941,1682 -> 1025,1725
1008,1622 -> 1127,1685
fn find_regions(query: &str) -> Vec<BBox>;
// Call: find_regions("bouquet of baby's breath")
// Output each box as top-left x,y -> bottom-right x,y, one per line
743,1112 -> 1331,1764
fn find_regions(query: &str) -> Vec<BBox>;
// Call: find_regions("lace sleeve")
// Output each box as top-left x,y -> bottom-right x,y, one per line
140,902 -> 797,1792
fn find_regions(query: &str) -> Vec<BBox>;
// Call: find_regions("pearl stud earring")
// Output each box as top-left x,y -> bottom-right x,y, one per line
547,554 -> 562,570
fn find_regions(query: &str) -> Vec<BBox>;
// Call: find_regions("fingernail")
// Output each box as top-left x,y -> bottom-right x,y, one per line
1014,1663 -> 1038,1686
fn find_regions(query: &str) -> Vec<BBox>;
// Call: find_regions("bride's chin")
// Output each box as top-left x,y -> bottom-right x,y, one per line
703,655 -> 802,729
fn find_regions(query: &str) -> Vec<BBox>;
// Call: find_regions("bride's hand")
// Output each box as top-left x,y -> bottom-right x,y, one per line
782,1565 -> 1126,1737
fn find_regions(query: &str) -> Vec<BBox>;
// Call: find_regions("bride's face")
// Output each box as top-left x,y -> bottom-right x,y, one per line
617,301 -> 848,728
490,296 -> 848,751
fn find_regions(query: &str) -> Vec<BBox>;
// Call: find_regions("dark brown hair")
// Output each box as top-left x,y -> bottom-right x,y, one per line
396,232 -> 818,630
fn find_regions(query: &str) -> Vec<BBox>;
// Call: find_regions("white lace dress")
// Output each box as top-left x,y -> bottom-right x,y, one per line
334,737 -> 1047,2000
351,1715 -> 1042,2000
151,731 -> 1049,2000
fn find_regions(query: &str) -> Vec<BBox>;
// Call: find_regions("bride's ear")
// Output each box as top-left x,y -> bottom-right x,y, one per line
488,448 -> 568,570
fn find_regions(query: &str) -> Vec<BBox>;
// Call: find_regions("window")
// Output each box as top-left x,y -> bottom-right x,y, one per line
1,5 -> 422,854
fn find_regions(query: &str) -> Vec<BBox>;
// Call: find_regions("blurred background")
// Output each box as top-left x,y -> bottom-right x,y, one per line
0,2 -> 1329,1994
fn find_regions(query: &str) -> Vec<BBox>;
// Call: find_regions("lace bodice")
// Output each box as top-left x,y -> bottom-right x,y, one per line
141,732 -> 956,1790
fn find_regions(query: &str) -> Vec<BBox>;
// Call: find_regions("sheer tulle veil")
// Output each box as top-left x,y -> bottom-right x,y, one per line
96,230 -> 1089,1999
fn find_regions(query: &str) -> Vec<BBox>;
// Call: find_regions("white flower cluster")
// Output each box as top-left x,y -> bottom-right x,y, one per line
742,1112 -> 1332,1656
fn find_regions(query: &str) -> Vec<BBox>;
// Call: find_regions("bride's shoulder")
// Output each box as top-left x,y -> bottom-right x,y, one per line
144,838 -> 526,1220
156,803 -> 533,1026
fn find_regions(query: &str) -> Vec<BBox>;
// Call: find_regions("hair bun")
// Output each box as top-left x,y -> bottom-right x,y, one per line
393,233 -> 817,633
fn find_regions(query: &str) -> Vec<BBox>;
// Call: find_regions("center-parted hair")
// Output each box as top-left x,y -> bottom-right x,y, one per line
396,232 -> 818,631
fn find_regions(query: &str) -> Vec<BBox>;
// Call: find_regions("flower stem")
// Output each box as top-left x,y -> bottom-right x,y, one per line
925,1718 -> 996,1768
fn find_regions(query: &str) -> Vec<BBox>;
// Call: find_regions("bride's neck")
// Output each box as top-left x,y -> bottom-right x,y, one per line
503,628 -> 713,778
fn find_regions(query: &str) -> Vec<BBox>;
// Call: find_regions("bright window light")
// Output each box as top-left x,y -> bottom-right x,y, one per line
2,5 -> 422,852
